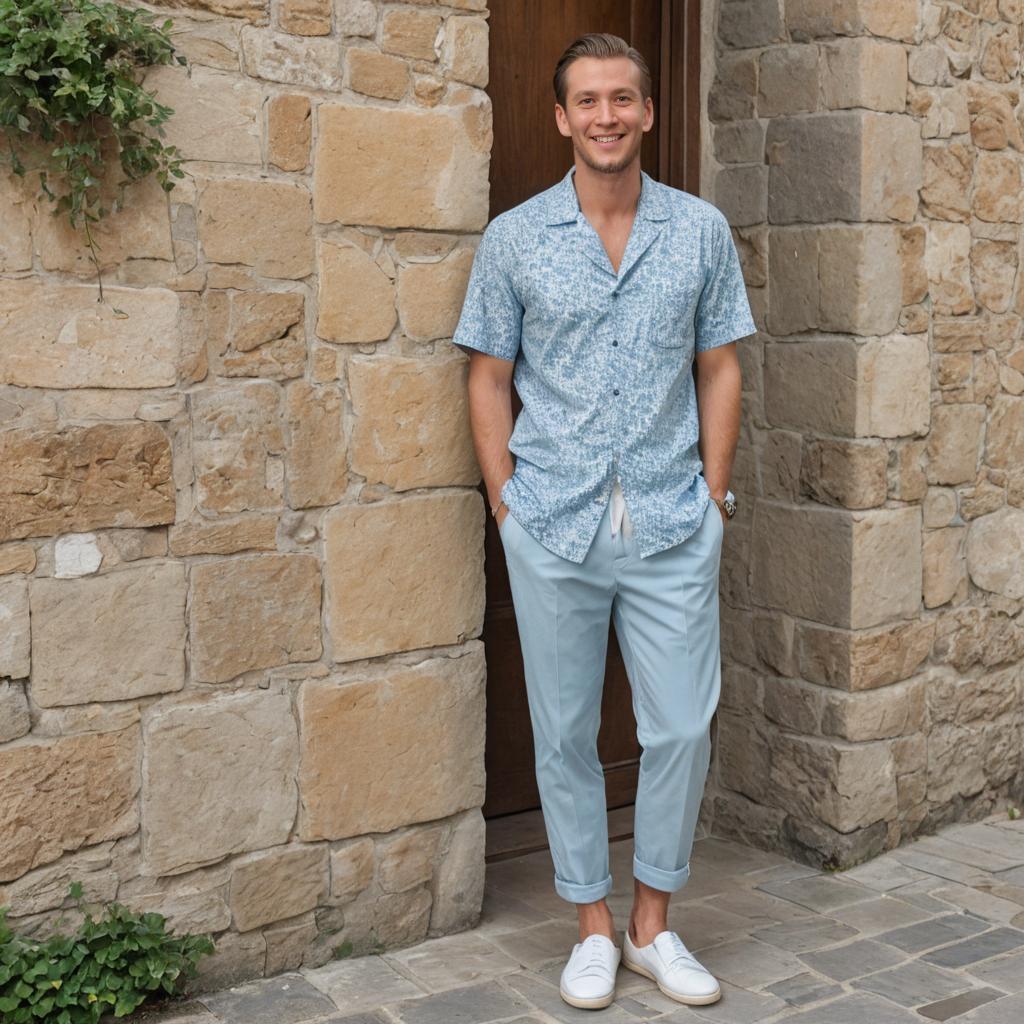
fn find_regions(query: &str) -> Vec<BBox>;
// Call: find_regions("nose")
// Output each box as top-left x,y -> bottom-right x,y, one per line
594,100 -> 619,126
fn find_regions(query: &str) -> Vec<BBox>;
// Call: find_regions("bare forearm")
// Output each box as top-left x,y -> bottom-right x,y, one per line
468,374 -> 516,510
696,357 -> 742,498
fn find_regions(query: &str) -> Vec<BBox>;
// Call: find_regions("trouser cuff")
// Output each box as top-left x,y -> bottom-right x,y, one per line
633,855 -> 691,893
554,872 -> 613,904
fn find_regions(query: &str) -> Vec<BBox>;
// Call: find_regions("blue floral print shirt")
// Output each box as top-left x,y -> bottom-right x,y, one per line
453,167 -> 757,564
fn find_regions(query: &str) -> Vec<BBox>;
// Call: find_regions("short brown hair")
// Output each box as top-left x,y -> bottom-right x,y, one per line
553,33 -> 652,108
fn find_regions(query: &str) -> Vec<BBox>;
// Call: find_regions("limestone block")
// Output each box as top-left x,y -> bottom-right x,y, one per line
31,564 -> 185,707
0,545 -> 35,576
190,554 -> 321,683
265,913 -> 317,974
298,650 -> 485,840
336,0 -> 376,35
714,121 -> 766,164
821,679 -> 926,742
0,580 -> 29,680
230,844 -> 328,931
972,239 -> 1018,313
764,339 -> 859,435
443,17 -> 488,88
0,280 -> 179,389
267,94 -> 312,171
53,533 -> 102,578
980,22 -> 1020,84
279,0 -> 331,35
382,9 -> 441,60
397,247 -> 474,341
285,382 -> 347,509
765,228 -> 818,334
709,53 -> 758,123
379,827 -> 442,894
143,65 -> 260,163
714,166 -> 768,227
158,0 -> 266,22
193,930 -> 266,993
192,382 -> 285,514
966,507 -> 1024,598
924,488 -> 958,528
923,527 -> 968,608
169,16 -> 244,71
317,242 -> 397,343
861,334 -> 931,437
118,865 -> 232,935
763,677 -> 822,734
239,27 -> 342,89
314,103 -> 489,231
0,682 -> 29,742
142,691 -> 298,876
199,178 -> 313,279
987,395 -> 1024,470
757,44 -> 818,117
921,143 -> 973,222
800,439 -> 888,509
932,607 -> 1024,673
819,226 -> 905,335
912,84 -> 970,139
717,710 -> 771,804
966,81 -> 1024,150
169,515 -> 279,556
821,38 -> 907,113
786,0 -> 919,42
0,167 -> 33,273
719,0 -> 786,49
925,222 -> 974,315
430,809 -> 485,934
330,838 -> 374,903
323,493 -> 484,660
348,48 -> 409,100
0,727 -> 139,881
0,423 -> 175,542
209,290 -> 306,381
0,843 -> 118,918
926,403 -> 985,484
327,888 -> 432,958
973,151 -> 1024,223
349,356 -> 478,491
933,316 -> 1018,353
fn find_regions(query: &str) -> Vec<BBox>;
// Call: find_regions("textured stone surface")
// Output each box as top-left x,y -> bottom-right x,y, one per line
267,93 -> 312,171
298,650 -> 485,840
0,544 -> 36,576
966,508 -> 1024,599
190,554 -> 321,683
278,0 -> 331,35
430,809 -> 486,934
821,38 -> 907,113
142,692 -> 298,875
0,682 -> 30,743
285,382 -> 347,509
239,27 -> 342,89
31,564 -> 186,707
398,247 -> 474,341
323,492 -> 484,660
348,48 -> 409,100
379,828 -> 441,894
168,515 -> 279,556
230,844 -> 327,931
317,242 -> 397,343
329,838 -> 374,904
443,16 -> 488,88
382,9 -> 441,60
0,580 -> 29,681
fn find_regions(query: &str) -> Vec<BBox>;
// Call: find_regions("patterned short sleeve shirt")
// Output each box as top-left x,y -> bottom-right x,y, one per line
453,167 -> 757,564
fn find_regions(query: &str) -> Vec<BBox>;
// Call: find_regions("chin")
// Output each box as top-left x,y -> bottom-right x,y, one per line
576,139 -> 643,176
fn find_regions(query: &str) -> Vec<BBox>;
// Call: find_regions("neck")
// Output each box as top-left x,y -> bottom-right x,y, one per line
571,156 -> 642,221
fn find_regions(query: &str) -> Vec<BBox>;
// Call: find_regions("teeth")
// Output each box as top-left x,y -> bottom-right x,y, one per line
593,135 -> 621,142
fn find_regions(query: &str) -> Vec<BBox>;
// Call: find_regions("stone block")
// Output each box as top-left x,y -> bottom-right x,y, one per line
193,930 -> 266,993
926,403 -> 985,484
0,580 -> 29,680
382,9 -> 441,60
430,809 -> 485,934
239,26 -> 342,89
199,178 -> 313,279
379,827 -> 442,894
190,554 -> 321,683
0,280 -> 180,389
820,227 -> 905,335
230,844 -> 328,931
279,0 -> 331,35
142,691 -> 298,875
160,0 -> 266,22
323,492 -> 484,660
709,53 -> 758,123
821,678 -> 926,741
285,382 -> 347,509
800,439 -> 888,509
328,888 -> 433,959
764,339 -> 859,434
329,838 -> 374,903
209,290 -> 306,381
715,166 -> 768,227
925,222 -> 974,314
0,423 -> 174,543
967,508 -> 1024,599
821,38 -> 907,113
314,103 -> 489,231
297,649 -> 485,840
758,44 -> 819,117
922,143 -> 973,222
923,527 -> 968,608
0,545 -> 35,576
972,239 -> 1018,313
714,120 -> 766,164
850,508 -> 922,629
0,727 -> 139,880
397,246 -> 474,340
349,356 -> 478,491
719,0 -> 786,49
336,0 -> 376,35
317,241 -> 397,343
143,65 -> 260,163
861,334 -> 931,437
987,395 -> 1024,469
264,913 -> 317,975
443,16 -> 488,88
967,81 -> 1024,151
0,167 -> 33,273
347,48 -> 409,100
267,94 -> 312,171
0,682 -> 29,742
763,676 -> 823,734
786,0 -> 919,43
168,515 -> 279,556
31,564 -> 185,707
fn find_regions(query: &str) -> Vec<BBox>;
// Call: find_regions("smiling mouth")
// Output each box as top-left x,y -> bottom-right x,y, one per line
591,134 -> 625,144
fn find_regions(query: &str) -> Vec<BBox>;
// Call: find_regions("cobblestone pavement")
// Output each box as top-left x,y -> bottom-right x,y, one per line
140,813 -> 1024,1024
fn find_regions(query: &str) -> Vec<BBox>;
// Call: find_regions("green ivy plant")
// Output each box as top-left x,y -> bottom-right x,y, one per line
0,0 -> 187,297
0,882 -> 215,1023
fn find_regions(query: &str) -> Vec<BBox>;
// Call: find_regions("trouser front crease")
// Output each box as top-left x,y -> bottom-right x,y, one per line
498,498 -> 724,904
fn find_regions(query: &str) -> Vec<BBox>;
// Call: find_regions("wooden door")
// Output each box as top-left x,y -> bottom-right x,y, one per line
482,1 -> 703,819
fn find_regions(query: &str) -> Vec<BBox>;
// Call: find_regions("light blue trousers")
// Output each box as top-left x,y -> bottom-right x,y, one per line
498,495 -> 724,904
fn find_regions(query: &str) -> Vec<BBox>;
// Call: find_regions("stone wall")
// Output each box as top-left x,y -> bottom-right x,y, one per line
0,0 -> 491,988
705,0 -> 1024,868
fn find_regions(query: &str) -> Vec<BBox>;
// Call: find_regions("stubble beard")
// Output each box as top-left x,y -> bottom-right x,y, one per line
574,132 -> 643,176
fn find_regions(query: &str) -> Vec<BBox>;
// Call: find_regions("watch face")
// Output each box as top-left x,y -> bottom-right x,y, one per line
723,497 -> 737,518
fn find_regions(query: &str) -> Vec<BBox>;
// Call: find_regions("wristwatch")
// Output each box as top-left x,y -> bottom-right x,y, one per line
711,490 -> 737,519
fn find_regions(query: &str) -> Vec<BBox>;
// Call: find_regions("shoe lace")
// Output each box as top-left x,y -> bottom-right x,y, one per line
664,933 -> 699,971
576,936 -> 613,979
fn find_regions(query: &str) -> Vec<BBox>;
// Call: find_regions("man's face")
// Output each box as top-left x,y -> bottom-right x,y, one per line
555,56 -> 654,176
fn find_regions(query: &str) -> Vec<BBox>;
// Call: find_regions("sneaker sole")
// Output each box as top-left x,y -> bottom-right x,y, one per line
622,955 -> 722,1006
559,987 -> 616,1010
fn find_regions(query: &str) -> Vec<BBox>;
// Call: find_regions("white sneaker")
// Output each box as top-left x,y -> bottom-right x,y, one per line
623,930 -> 721,1005
559,933 -> 621,1009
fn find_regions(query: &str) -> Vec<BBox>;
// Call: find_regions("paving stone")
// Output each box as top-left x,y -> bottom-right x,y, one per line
769,991 -> 918,1023
751,916 -> 858,953
966,950 -> 1024,992
321,1016 -> 386,1024
799,938 -> 905,982
711,889 -> 817,928
851,959 -> 973,1007
911,836 -> 1022,874
691,837 -> 792,875
922,928 -> 1024,968
389,981 -> 533,1024
503,972 -> 642,1023
944,824 -> 1024,867
829,896 -> 934,935
200,975 -> 339,1023
932,885 -> 1024,926
665,901 -> 756,951
133,1004 -> 220,1023
998,865 -> 1024,887
698,938 -> 807,988
960,992 -> 1024,1022
474,888 -> 557,938
877,913 -> 991,953
489,919 -> 582,969
303,956 -> 425,1014
756,874 -> 876,914
841,859 -> 932,892
384,932 -> 520,992
918,987 -> 1004,1021
686,980 -> 787,1022
765,971 -> 843,1007
891,850 -> 995,888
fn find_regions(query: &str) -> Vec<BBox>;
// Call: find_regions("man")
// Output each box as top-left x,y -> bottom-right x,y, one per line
453,33 -> 755,1011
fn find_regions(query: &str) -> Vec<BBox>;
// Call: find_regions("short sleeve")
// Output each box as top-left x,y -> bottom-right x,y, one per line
452,220 -> 523,362
694,213 -> 757,352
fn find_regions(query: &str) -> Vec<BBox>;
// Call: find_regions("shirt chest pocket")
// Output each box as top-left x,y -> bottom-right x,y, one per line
644,273 -> 702,350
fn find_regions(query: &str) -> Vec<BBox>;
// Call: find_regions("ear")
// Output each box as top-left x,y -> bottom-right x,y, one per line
554,103 -> 572,139
641,96 -> 655,134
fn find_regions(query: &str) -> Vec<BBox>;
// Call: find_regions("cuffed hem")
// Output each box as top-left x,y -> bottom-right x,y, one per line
633,855 -> 691,893
554,872 -> 613,904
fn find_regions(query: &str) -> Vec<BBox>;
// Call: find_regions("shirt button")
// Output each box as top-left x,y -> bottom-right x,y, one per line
612,340 -> 619,347
613,388 -> 620,396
